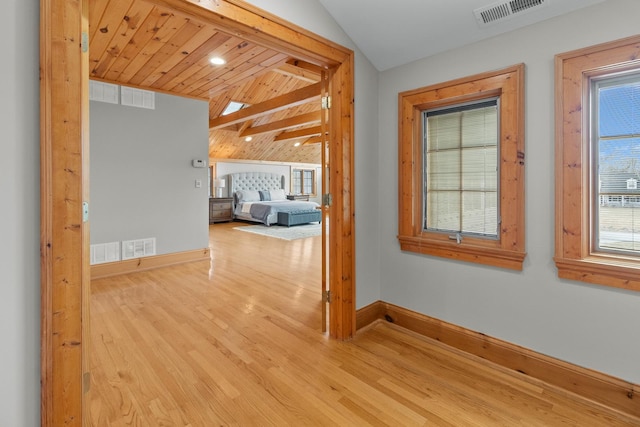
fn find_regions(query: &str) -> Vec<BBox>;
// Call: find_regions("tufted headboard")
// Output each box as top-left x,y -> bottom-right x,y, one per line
228,172 -> 285,195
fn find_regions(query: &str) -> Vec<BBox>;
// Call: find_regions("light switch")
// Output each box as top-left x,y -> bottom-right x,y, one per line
195,179 -> 202,188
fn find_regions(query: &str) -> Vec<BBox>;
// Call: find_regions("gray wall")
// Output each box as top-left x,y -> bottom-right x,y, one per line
1,0 -> 40,425
90,93 -> 210,255
377,0 -> 640,384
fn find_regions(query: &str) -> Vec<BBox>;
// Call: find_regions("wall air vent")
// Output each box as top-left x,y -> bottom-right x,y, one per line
121,237 -> 156,260
90,241 -> 120,265
120,86 -> 155,110
474,0 -> 547,26
89,80 -> 119,104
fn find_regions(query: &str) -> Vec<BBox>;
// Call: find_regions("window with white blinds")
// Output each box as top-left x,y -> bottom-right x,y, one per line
424,100 -> 499,238
398,64 -> 525,270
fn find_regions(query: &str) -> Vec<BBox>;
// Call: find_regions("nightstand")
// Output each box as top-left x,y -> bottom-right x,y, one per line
209,197 -> 233,223
286,194 -> 310,201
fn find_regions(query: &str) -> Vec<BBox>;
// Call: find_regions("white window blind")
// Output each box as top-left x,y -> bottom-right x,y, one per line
424,100 -> 499,238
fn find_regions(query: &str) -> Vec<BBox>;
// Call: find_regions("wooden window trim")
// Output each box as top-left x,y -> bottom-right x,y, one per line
555,35 -> 640,292
291,167 -> 317,196
398,64 -> 526,270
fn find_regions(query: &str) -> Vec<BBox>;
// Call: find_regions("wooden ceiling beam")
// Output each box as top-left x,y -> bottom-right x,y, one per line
303,135 -> 324,144
143,0 -> 350,66
274,125 -> 322,142
275,59 -> 322,82
238,120 -> 253,134
240,111 -> 321,137
209,82 -> 321,129
287,59 -> 324,74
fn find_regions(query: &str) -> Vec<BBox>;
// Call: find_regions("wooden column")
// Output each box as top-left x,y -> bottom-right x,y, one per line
328,56 -> 356,340
40,0 -> 88,424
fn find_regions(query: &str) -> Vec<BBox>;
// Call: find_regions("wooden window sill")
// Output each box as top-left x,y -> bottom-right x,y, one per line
555,256 -> 640,292
399,235 -> 526,271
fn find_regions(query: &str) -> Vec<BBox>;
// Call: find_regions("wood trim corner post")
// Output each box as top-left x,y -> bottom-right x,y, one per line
41,0 -> 89,424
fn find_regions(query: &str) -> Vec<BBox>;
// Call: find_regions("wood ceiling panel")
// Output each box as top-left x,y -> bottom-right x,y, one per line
209,128 -> 320,163
89,0 -> 137,46
196,51 -> 289,98
90,0 -> 151,78
209,72 -> 283,112
116,11 -> 189,83
149,31 -> 238,92
88,0 -> 111,39
127,19 -> 206,86
90,0 -> 323,164
135,22 -> 218,87
180,45 -> 269,95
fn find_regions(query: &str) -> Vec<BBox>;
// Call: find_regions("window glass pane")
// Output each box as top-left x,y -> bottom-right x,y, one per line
599,82 -> 640,136
461,146 -> 497,191
428,114 -> 461,150
293,171 -> 302,194
427,150 -> 460,191
424,100 -> 498,237
462,192 -> 497,235
292,169 -> 314,194
426,191 -> 460,231
303,170 -> 313,194
462,107 -> 498,148
595,75 -> 640,253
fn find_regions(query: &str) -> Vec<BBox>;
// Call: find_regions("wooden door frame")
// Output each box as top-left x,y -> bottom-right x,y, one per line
40,0 -> 355,425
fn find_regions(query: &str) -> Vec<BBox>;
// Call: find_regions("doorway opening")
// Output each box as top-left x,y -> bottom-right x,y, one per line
40,0 -> 355,424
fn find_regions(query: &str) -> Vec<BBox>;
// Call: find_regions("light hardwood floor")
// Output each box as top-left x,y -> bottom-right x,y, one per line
89,222 -> 638,426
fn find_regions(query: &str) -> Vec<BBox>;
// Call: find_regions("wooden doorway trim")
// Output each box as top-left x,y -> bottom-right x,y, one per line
40,0 -> 355,424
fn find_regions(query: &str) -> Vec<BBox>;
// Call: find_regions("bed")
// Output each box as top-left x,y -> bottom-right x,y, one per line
228,172 -> 321,226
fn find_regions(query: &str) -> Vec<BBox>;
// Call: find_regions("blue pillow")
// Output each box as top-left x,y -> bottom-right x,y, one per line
259,190 -> 271,201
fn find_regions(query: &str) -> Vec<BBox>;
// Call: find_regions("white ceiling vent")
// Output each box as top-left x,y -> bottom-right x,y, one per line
474,0 -> 548,26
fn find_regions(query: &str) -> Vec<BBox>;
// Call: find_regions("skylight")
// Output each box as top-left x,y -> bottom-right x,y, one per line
222,101 -> 247,116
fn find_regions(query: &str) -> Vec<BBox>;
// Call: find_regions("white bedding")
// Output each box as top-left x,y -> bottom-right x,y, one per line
241,202 -> 253,214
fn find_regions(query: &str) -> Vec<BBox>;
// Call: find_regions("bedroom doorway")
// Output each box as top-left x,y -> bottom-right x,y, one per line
40,0 -> 355,424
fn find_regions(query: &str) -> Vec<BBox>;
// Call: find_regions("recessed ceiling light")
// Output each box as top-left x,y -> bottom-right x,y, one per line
245,136 -> 252,142
294,142 -> 301,147
210,57 -> 226,65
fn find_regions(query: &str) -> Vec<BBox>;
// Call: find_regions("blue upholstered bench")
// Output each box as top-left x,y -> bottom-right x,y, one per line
277,210 -> 322,227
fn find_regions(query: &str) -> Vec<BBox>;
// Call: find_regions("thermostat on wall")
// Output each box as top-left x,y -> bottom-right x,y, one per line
192,159 -> 207,168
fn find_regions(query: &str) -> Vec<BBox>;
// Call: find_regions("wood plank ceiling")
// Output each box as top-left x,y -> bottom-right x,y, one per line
89,0 -> 324,164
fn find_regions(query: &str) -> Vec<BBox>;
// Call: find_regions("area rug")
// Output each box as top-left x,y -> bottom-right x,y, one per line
233,223 -> 321,240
